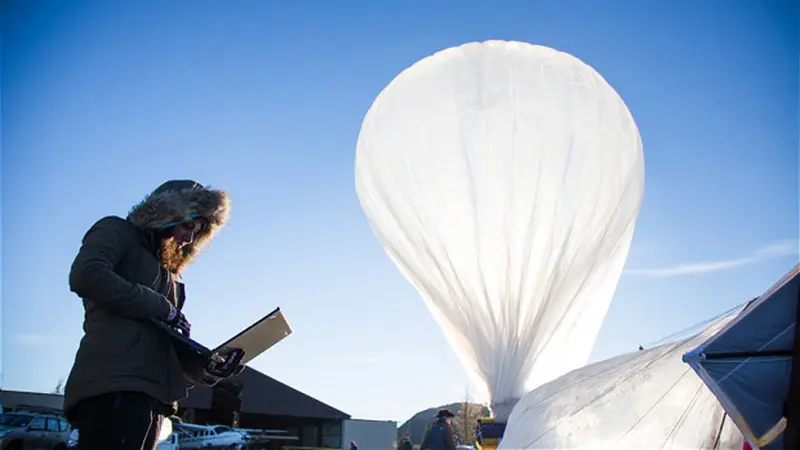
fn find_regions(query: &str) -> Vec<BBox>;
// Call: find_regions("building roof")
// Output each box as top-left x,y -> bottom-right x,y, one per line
0,390 -> 65,412
180,367 -> 350,420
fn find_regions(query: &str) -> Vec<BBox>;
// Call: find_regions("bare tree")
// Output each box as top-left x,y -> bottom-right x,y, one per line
453,388 -> 484,445
52,378 -> 65,395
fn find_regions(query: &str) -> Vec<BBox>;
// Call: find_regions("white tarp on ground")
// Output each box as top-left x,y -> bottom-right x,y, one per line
500,317 -> 746,449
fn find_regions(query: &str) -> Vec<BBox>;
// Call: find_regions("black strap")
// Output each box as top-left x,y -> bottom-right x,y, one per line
711,411 -> 726,449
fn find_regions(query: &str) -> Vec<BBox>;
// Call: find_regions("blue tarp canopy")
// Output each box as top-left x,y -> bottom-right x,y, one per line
683,265 -> 799,450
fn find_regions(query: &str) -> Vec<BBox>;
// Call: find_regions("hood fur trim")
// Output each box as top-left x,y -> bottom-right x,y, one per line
127,180 -> 230,265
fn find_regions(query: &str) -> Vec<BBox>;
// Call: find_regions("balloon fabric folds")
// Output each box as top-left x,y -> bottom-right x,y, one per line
499,317 -> 746,449
355,40 -> 645,420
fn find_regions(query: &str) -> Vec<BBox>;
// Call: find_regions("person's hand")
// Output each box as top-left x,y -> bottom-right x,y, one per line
165,305 -> 191,337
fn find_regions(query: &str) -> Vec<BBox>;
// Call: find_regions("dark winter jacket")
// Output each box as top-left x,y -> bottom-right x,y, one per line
420,420 -> 458,450
63,180 -> 230,420
402,439 -> 413,450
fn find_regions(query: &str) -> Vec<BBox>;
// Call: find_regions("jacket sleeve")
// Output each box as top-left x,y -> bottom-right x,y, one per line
69,216 -> 173,320
445,425 -> 458,450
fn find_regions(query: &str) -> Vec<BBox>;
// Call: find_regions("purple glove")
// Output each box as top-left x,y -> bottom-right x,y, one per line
166,305 -> 192,337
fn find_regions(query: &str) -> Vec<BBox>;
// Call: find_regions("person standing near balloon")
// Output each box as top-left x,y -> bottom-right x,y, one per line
63,180 -> 230,450
420,409 -> 458,450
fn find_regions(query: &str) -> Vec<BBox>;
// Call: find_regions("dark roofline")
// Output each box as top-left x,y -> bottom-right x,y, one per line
0,390 -> 66,414
180,367 -> 350,420
248,368 -> 350,419
0,390 -> 64,398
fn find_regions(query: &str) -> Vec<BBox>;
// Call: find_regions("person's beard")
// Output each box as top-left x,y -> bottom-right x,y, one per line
159,236 -> 190,274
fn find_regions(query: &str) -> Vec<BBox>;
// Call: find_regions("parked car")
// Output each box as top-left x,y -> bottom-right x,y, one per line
0,411 -> 71,449
176,423 -> 246,449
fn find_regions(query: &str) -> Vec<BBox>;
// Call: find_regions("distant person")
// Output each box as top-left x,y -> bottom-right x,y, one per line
420,409 -> 457,450
475,418 -> 483,446
63,180 -> 230,450
401,435 -> 413,450
350,441 -> 359,450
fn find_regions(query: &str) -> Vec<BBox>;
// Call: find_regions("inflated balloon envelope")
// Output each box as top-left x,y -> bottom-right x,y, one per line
499,317 -> 746,450
355,40 -> 645,421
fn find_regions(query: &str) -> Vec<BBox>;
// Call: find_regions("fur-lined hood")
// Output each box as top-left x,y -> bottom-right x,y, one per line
127,179 -> 230,265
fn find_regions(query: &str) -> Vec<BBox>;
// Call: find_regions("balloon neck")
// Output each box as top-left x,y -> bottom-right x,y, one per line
490,397 -> 520,423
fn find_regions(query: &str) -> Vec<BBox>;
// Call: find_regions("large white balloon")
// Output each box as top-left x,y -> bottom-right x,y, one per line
355,40 -> 644,420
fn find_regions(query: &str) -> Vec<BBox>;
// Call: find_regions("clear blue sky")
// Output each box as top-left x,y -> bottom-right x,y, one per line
2,0 -> 797,423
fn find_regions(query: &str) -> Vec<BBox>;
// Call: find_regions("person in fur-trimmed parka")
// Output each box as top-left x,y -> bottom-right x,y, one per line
64,179 -> 230,450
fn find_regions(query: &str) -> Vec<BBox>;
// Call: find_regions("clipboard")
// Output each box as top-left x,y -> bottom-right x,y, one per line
152,307 -> 292,386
